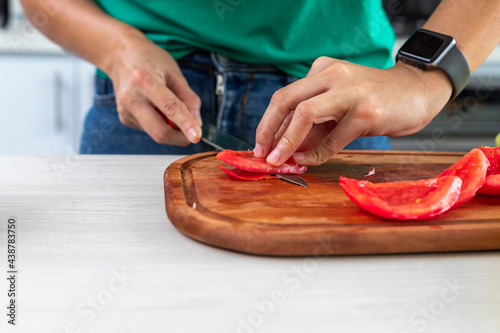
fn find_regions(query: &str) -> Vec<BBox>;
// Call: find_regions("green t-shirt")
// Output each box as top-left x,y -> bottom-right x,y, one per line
95,0 -> 395,78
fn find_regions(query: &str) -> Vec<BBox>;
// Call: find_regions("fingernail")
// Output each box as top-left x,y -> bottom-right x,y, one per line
254,144 -> 263,157
188,127 -> 199,141
293,152 -> 305,163
267,149 -> 281,165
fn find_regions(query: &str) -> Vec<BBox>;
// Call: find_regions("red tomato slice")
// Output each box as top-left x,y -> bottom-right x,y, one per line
477,174 -> 500,195
216,150 -> 307,174
439,148 -> 489,207
476,147 -> 500,195
477,146 -> 500,174
218,164 -> 277,181
339,176 -> 462,220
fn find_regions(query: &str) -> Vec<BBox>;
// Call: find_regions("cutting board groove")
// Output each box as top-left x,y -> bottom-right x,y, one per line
164,151 -> 500,256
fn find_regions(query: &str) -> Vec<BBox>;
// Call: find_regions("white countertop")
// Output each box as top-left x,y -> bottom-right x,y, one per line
1,155 -> 499,333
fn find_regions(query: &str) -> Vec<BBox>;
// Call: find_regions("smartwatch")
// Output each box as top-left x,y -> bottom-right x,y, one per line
396,28 -> 470,100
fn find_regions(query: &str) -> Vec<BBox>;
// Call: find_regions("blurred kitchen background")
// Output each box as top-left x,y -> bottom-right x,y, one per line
0,0 -> 499,154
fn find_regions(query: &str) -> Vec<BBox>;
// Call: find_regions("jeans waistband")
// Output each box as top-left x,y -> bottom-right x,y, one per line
95,75 -> 115,95
95,49 -> 285,94
178,50 -> 282,73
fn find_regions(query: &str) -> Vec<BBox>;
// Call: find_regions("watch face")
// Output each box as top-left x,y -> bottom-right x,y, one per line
399,29 -> 454,63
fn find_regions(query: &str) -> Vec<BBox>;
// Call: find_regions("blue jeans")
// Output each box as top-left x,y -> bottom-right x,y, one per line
80,51 -> 390,154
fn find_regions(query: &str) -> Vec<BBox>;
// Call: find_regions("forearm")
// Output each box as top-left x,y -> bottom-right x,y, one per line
19,0 -> 148,76
21,0 -> 203,146
423,0 -> 500,72
255,1 -> 499,165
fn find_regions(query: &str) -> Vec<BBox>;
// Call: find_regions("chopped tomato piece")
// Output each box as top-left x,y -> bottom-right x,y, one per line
439,148 -> 489,207
477,146 -> 500,173
218,164 -> 277,181
477,175 -> 500,195
339,176 -> 462,220
476,147 -> 500,195
216,150 -> 307,174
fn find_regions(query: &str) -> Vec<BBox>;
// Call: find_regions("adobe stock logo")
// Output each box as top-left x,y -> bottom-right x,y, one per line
235,237 -> 339,333
54,268 -> 133,333
76,268 -> 133,322
402,278 -> 467,333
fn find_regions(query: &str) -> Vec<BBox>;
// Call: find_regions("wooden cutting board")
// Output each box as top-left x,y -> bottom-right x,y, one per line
164,150 -> 500,256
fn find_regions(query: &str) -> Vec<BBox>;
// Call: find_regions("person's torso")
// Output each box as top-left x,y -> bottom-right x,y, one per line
95,0 -> 395,77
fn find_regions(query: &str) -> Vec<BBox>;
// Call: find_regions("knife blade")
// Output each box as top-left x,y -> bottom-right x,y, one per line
201,123 -> 308,188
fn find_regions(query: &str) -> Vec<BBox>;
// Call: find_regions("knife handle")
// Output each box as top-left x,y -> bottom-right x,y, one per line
156,108 -> 180,130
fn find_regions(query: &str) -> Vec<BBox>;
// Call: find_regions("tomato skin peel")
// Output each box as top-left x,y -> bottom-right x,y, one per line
216,150 -> 307,174
339,176 -> 462,220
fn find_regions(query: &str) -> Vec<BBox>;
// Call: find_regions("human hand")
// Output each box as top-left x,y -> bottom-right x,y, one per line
254,57 -> 453,166
108,34 -> 202,146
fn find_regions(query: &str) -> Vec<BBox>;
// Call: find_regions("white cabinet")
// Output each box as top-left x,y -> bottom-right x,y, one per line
0,55 -> 95,154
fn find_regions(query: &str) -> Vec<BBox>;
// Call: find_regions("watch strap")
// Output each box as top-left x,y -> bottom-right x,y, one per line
439,44 -> 470,100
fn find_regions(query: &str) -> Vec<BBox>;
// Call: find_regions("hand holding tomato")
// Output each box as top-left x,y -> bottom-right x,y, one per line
254,57 -> 453,166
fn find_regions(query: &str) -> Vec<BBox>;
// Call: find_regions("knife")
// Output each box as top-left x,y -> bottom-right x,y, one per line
201,123 -> 308,188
